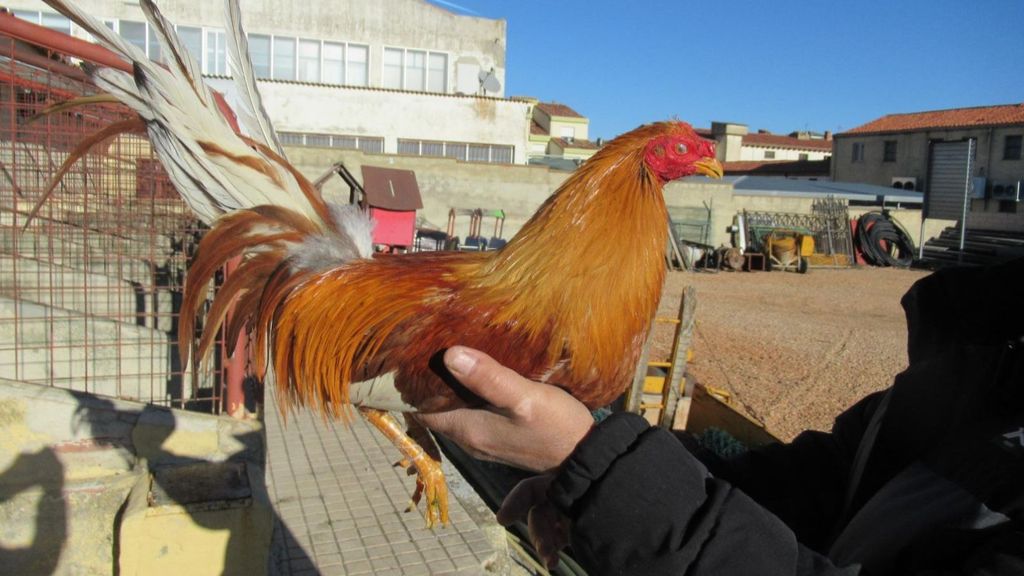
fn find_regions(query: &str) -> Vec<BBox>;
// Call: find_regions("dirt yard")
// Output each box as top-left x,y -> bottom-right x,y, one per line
652,266 -> 931,441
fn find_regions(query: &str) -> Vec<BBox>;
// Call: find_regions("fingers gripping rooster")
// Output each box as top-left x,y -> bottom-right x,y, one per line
39,0 -> 722,527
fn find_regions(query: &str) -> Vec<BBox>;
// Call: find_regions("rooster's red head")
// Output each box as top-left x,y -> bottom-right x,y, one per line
643,122 -> 723,182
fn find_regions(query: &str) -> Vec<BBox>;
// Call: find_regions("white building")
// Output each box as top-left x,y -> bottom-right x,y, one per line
9,0 -> 533,163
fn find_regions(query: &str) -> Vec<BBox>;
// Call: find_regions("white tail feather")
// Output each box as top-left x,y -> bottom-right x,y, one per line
41,0 -> 332,229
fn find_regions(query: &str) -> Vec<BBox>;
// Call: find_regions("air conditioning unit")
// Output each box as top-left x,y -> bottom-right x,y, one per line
991,181 -> 1023,202
891,177 -> 917,191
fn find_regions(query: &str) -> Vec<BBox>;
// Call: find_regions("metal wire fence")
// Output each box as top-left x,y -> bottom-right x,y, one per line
0,32 -> 222,412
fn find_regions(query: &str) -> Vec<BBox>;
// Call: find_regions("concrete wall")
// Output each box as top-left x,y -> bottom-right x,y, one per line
211,79 -> 531,160
285,145 -> 571,238
285,146 -> 942,251
0,378 -> 271,575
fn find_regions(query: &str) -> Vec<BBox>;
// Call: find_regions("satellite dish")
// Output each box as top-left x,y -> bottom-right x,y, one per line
478,69 -> 501,94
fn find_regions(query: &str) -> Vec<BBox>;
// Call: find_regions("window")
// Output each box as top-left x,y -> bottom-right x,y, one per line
119,20 -> 147,54
206,29 -> 228,75
177,26 -> 203,64
422,141 -> 444,157
323,42 -> 345,84
852,142 -> 865,163
277,132 -> 383,153
883,140 -> 897,162
348,45 -> 368,86
305,133 -> 331,147
764,150 -> 776,159
298,39 -> 320,82
41,12 -> 72,35
799,153 -> 809,161
428,53 -> 447,93
445,143 -> 467,160
12,11 -> 72,35
272,37 -> 296,80
560,126 -> 575,139
406,50 -> 426,91
383,47 -> 448,92
248,34 -> 271,79
383,48 -> 404,89
398,139 -> 513,164
1005,135 -> 1023,160
358,138 -> 384,154
278,132 -> 304,146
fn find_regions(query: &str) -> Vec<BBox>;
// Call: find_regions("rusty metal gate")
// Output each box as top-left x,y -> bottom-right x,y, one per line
0,22 -> 223,412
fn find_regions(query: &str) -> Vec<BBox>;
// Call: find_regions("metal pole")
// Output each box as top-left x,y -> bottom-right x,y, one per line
958,139 -> 974,262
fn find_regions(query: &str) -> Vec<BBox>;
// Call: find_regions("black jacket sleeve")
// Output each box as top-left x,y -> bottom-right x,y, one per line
704,391 -> 885,550
547,412 -> 859,576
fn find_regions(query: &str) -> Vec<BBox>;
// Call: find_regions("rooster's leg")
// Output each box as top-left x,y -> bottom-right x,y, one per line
358,407 -> 449,527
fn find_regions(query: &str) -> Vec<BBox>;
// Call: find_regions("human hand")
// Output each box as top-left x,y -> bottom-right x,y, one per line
415,346 -> 595,473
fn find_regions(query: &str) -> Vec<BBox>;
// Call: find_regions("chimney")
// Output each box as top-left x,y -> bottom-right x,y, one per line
711,121 -> 749,162
824,131 -> 833,141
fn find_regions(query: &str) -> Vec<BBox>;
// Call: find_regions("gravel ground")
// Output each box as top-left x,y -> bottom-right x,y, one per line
652,266 -> 932,441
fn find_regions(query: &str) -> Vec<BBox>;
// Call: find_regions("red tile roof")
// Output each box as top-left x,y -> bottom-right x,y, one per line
535,102 -> 583,118
743,133 -> 834,152
844,103 -> 1024,135
530,119 -> 547,135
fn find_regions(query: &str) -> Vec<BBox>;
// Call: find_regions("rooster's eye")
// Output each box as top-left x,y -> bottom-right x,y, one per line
675,143 -> 688,155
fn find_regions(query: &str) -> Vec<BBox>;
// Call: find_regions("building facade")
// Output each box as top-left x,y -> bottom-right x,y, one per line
833,104 -> 1024,196
10,0 -> 534,164
526,101 -> 599,165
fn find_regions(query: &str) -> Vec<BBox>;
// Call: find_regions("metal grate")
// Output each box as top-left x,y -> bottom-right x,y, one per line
0,33 -> 223,412
742,197 -> 855,263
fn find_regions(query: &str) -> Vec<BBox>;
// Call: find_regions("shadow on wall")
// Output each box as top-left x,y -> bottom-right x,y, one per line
0,383 -> 308,575
0,447 -> 66,574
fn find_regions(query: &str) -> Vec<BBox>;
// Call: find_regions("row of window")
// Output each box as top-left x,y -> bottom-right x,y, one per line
851,135 -> 1023,163
398,139 -> 514,164
12,10 -> 449,93
277,132 -> 384,153
276,133 -> 514,164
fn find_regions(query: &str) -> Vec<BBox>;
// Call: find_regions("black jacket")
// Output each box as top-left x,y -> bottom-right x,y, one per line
548,259 -> 1024,575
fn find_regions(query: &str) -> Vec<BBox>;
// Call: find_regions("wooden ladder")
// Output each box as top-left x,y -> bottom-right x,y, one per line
626,286 -> 697,430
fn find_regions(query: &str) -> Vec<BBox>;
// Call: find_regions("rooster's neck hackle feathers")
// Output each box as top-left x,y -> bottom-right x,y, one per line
463,122 -> 687,397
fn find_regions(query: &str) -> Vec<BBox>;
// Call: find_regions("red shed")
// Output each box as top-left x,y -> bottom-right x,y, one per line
359,166 -> 423,249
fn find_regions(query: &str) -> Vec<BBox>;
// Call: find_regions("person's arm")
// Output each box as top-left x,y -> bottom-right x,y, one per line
418,347 -> 859,575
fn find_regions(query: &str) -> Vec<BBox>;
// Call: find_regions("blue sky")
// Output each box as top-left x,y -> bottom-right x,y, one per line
429,0 -> 1024,141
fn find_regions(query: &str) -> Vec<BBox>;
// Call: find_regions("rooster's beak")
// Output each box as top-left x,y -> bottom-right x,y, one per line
694,157 -> 724,179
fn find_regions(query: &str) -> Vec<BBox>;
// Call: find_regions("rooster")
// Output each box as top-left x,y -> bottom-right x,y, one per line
39,0 -> 722,526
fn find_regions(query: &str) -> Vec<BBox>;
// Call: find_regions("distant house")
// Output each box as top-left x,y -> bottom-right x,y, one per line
526,101 -> 601,165
703,122 -> 833,179
833,103 -> 1024,223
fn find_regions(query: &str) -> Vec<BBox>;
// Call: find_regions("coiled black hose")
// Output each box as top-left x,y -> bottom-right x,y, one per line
855,211 -> 915,267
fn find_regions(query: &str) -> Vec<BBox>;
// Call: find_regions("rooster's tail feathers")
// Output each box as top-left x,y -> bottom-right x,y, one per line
225,0 -> 285,156
179,203 -> 375,373
41,0 -> 329,226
